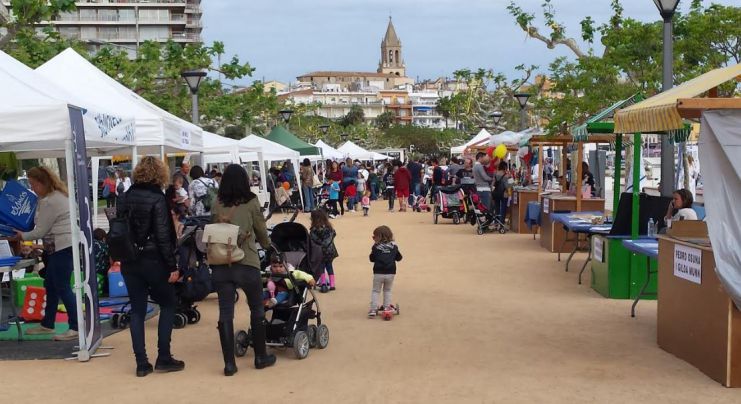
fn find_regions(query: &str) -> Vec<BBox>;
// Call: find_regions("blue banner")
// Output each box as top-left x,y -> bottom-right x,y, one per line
68,106 -> 102,352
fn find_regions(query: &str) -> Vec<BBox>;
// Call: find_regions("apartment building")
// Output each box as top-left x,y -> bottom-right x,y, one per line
2,0 -> 203,57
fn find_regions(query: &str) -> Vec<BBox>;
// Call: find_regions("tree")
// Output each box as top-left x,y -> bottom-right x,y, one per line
381,125 -> 460,156
375,111 -> 395,130
0,0 -> 76,48
340,104 -> 365,127
507,0 -> 741,134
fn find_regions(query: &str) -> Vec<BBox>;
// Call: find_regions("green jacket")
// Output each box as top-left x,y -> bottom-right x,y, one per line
211,197 -> 270,269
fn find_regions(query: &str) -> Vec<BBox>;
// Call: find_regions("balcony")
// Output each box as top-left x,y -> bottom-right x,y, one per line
76,1 -> 188,7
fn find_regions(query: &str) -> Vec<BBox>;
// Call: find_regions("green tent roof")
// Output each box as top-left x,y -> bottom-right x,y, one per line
571,94 -> 642,142
265,126 -> 321,156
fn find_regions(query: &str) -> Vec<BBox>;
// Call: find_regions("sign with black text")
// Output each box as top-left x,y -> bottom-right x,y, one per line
592,236 -> 604,263
543,197 -> 550,214
673,244 -> 702,285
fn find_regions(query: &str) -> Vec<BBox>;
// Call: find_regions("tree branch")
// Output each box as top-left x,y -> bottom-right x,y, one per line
525,26 -> 586,58
0,25 -> 17,49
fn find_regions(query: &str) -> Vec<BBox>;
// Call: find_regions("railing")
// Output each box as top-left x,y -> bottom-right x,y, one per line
77,0 -> 187,4
55,15 -> 185,24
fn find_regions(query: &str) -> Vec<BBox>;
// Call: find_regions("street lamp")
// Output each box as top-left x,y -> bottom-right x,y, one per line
279,109 -> 294,129
181,70 -> 207,125
340,133 -> 348,144
489,111 -> 503,129
654,0 -> 679,197
513,93 -> 531,131
319,124 -> 330,136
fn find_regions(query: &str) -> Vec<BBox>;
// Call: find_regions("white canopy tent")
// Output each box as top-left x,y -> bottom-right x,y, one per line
239,135 -> 302,206
200,132 -> 268,207
0,50 -> 135,157
337,141 -> 389,161
451,128 -> 492,155
314,140 -> 344,160
0,56 -> 141,362
36,48 -> 203,156
699,109 -> 741,309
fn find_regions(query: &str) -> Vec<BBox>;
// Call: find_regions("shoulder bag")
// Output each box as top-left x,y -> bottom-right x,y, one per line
202,206 -> 246,266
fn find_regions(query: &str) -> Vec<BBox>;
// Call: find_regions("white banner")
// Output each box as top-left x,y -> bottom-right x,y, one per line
673,243 -> 702,285
543,197 -> 549,214
513,191 -> 519,205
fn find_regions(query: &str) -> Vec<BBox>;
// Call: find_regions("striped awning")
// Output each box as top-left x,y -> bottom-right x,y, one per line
614,63 -> 741,134
572,94 -> 641,142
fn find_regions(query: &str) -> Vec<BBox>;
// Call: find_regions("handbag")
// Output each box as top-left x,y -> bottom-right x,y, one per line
312,174 -> 322,188
202,206 -> 246,266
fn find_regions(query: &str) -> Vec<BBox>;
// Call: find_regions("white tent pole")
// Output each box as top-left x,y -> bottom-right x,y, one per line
131,145 -> 138,169
92,157 -> 100,230
160,145 -> 165,162
293,158 -> 303,207
258,151 -> 267,204
65,139 -> 89,361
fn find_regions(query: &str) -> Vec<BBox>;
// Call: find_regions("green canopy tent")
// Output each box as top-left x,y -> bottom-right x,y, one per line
265,126 -> 321,157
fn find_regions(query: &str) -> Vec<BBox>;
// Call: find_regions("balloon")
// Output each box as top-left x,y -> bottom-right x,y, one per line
486,146 -> 495,157
494,144 -> 507,159
282,182 -> 291,190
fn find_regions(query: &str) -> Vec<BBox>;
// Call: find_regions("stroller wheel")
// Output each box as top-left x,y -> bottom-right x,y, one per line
433,213 -> 438,224
307,325 -> 318,348
499,226 -> 507,234
453,214 -> 460,224
111,313 -> 120,329
118,314 -> 130,330
186,308 -> 201,324
320,284 -> 329,294
173,313 -> 187,329
476,227 -> 484,235
235,330 -> 250,357
316,324 -> 329,349
292,331 -> 310,360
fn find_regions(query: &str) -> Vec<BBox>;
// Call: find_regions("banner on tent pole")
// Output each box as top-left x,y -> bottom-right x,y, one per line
70,108 -> 102,353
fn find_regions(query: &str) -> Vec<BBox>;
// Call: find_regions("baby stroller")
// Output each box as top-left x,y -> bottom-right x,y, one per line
235,222 -> 328,360
110,215 -> 211,330
466,193 -> 507,235
432,185 -> 467,224
412,194 -> 430,212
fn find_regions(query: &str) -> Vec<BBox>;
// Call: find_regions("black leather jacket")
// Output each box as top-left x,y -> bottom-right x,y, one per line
118,182 -> 176,270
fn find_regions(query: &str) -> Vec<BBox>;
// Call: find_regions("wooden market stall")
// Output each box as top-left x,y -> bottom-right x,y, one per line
613,63 -> 741,386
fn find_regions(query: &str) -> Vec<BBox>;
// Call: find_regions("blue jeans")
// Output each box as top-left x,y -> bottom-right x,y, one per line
409,182 -> 421,205
347,196 -> 357,211
324,261 -> 334,276
370,183 -> 378,200
263,290 -> 289,305
493,196 -> 507,221
41,247 -> 77,331
302,185 -> 314,211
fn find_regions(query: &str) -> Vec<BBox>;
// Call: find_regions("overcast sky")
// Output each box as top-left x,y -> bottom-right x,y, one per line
202,0 -> 736,86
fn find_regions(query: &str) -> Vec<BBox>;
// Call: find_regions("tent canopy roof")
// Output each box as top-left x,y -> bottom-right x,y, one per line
239,134 -> 299,161
265,126 -> 320,156
314,139 -> 344,160
572,93 -> 641,141
614,63 -> 741,134
0,51 -> 133,156
451,128 -> 491,154
37,48 -> 202,154
337,141 -> 388,160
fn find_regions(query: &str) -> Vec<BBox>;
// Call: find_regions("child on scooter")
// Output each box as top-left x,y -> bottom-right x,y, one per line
368,225 -> 402,317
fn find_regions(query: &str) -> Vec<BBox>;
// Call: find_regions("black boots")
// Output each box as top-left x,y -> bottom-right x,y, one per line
217,321 -> 238,376
136,362 -> 153,377
154,356 -> 185,373
251,319 -> 276,369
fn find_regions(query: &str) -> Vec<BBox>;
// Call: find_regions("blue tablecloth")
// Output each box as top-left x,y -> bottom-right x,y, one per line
622,239 -> 659,258
550,211 -> 605,233
525,201 -> 541,230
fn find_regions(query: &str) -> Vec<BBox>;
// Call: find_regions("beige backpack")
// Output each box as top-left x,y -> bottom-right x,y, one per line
202,206 -> 247,266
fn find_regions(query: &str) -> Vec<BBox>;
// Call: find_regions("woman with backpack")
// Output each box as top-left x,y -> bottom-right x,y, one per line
102,173 -> 116,208
188,165 -> 218,216
115,156 -> 184,377
115,169 -> 131,202
492,161 -> 511,224
210,164 -> 275,376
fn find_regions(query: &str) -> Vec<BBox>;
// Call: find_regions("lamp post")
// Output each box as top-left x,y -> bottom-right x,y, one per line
489,111 -> 503,130
514,93 -> 531,131
279,109 -> 294,130
340,132 -> 348,147
181,70 -> 207,125
654,0 -> 679,197
319,124 -> 330,137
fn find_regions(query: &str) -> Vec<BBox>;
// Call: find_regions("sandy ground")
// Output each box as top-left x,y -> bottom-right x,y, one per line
1,202 -> 738,404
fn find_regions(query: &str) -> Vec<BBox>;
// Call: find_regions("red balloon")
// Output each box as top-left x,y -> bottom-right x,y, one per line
486,146 -> 495,157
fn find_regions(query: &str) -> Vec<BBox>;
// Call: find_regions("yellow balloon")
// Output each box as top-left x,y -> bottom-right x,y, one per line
494,144 -> 507,159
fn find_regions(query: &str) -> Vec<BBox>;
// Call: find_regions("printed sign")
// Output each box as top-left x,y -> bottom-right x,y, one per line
69,107 -> 102,353
673,244 -> 702,285
513,191 -> 519,205
181,130 -> 191,148
543,197 -> 550,214
592,236 -> 604,263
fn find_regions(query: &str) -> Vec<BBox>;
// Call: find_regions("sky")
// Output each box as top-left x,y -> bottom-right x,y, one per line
202,0 -> 737,86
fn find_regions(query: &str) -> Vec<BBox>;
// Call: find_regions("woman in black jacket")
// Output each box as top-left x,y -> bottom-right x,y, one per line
118,156 -> 184,377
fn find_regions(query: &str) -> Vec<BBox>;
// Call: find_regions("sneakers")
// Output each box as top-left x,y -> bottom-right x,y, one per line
328,214 -> 336,219
53,329 -> 79,341
155,356 -> 185,373
136,363 -> 154,377
25,326 -> 55,336
367,309 -> 377,318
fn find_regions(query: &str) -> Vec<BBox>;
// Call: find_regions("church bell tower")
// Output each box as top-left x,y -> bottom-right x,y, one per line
378,17 -> 406,77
